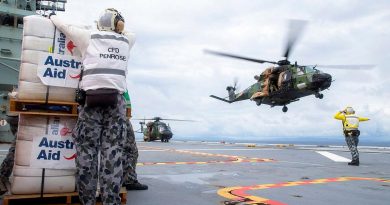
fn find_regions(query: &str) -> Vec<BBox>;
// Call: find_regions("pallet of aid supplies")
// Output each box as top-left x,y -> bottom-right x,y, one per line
9,99 -> 78,117
2,187 -> 127,205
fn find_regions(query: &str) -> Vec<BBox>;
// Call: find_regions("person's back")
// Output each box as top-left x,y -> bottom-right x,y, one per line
50,8 -> 135,204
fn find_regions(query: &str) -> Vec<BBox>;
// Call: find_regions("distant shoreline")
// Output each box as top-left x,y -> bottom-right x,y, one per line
135,136 -> 390,147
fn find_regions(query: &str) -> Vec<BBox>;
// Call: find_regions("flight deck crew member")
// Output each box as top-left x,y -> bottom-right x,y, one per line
50,8 -> 135,205
122,91 -> 148,190
334,107 -> 369,166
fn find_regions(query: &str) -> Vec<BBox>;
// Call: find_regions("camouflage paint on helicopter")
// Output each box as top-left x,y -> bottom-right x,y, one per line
210,63 -> 332,112
134,117 -> 194,142
207,20 -> 371,112
143,120 -> 172,142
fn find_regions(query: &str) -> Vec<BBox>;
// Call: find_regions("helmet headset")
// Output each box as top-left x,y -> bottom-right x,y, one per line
345,106 -> 355,115
97,8 -> 125,32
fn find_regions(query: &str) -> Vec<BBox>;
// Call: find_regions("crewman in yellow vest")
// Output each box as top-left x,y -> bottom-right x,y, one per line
334,106 -> 369,166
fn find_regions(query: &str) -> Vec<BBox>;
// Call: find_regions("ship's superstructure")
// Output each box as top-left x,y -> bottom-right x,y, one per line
0,0 -> 66,142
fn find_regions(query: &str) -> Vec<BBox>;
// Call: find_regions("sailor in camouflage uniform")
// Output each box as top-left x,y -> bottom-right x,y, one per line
334,107 -> 369,166
122,91 -> 148,190
0,114 -> 18,195
51,8 -> 135,204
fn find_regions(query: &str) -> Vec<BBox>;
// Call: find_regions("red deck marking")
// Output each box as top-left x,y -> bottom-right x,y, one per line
218,177 -> 390,205
137,146 -> 275,166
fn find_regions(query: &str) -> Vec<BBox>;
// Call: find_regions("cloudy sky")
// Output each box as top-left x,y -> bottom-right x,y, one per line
58,0 -> 390,142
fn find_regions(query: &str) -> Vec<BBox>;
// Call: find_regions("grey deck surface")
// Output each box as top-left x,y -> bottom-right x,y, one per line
129,141 -> 390,205
1,141 -> 389,205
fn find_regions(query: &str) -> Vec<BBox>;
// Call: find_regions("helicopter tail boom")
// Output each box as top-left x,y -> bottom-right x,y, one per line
210,95 -> 233,103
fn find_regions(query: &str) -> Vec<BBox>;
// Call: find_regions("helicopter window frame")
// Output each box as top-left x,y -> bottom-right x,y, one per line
297,66 -> 305,76
304,66 -> 318,73
159,126 -> 165,132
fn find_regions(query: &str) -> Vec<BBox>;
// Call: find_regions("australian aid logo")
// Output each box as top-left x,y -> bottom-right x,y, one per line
37,53 -> 82,88
37,31 -> 82,88
30,117 -> 76,169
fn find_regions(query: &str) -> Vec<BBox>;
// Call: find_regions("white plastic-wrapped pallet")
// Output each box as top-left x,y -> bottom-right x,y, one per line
11,176 -> 76,194
17,115 -> 76,141
18,15 -> 82,102
11,165 -> 76,194
12,115 -> 77,194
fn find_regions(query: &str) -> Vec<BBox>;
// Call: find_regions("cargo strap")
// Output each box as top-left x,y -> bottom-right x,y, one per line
40,168 -> 46,198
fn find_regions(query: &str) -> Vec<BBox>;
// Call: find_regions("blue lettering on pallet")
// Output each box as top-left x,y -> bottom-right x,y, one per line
44,56 -> 81,69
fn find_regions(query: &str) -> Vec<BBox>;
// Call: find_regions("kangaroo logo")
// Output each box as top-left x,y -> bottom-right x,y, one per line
67,41 -> 76,55
60,125 -> 77,160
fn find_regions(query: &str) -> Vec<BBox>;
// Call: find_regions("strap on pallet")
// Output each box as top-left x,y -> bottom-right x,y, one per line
40,168 -> 46,198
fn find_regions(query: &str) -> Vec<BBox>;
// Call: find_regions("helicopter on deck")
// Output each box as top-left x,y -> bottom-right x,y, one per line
206,20 -> 373,112
134,117 -> 194,142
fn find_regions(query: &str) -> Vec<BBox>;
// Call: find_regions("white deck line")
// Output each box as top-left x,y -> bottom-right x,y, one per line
316,151 -> 350,162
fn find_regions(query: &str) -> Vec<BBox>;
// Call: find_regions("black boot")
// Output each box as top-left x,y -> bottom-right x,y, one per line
125,180 -> 148,191
348,159 -> 359,166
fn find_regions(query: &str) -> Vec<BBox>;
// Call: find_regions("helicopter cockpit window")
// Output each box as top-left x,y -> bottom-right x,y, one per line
297,67 -> 305,75
304,66 -> 317,73
159,126 -> 165,132
159,124 -> 170,132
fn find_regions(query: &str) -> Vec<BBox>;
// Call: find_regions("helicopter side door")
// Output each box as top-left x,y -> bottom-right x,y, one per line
151,124 -> 159,139
277,70 -> 292,91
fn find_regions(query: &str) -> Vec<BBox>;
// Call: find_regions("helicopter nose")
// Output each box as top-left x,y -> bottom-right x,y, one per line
313,73 -> 332,89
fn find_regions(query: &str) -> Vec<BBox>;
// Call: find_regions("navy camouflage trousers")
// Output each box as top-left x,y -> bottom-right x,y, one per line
74,95 -> 127,205
123,120 -> 138,184
0,115 -> 18,181
345,134 -> 359,161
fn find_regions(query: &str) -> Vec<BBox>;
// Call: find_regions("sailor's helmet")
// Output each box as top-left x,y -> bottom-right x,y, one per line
97,8 -> 125,32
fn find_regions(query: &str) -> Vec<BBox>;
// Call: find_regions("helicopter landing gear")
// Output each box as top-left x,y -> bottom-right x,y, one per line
255,97 -> 264,106
315,93 -> 324,99
161,136 -> 170,143
282,105 -> 288,113
144,136 -> 150,142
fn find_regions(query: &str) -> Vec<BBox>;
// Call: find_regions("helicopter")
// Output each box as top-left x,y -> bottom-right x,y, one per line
133,117 -> 194,142
206,20 -> 373,112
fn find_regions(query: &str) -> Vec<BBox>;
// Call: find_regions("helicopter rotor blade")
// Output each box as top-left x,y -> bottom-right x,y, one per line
159,119 -> 197,122
204,49 -> 278,65
283,19 -> 307,60
310,64 -> 375,70
133,118 -> 196,122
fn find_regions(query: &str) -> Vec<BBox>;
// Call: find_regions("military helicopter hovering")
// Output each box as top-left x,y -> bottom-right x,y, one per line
206,20 -> 373,112
133,117 -> 194,142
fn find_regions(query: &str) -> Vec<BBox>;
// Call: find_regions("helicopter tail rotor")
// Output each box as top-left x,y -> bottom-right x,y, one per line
226,77 -> 238,101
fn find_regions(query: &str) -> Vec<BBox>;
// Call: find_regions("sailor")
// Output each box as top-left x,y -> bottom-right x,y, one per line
250,66 -> 282,100
122,91 -> 148,190
0,114 -> 18,195
50,8 -> 135,204
334,106 -> 369,166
